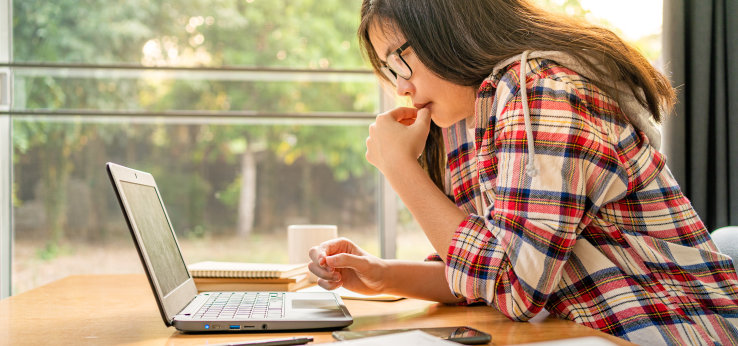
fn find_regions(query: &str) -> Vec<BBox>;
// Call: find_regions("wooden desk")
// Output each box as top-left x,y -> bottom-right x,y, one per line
0,274 -> 632,345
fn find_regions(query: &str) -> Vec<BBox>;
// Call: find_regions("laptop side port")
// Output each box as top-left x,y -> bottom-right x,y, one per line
229,325 -> 241,330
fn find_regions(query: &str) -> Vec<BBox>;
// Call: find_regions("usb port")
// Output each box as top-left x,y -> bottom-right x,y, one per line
229,325 -> 240,330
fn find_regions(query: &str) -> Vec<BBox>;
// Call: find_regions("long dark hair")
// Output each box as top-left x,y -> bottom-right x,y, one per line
358,0 -> 675,191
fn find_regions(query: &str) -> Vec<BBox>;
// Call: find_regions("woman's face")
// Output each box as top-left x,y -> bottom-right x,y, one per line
368,23 -> 477,128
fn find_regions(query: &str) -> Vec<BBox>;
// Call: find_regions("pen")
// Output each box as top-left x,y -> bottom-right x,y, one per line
207,336 -> 314,346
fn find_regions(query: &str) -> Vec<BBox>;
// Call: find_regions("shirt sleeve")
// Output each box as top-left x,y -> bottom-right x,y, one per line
445,74 -> 630,321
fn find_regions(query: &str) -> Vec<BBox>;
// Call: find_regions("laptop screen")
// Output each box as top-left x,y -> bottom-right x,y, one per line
121,181 -> 190,296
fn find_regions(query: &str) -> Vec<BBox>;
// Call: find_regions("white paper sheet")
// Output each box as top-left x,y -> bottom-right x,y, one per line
332,330 -> 461,345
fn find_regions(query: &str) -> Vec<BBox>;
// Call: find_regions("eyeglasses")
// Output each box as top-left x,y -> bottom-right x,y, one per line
379,42 -> 412,85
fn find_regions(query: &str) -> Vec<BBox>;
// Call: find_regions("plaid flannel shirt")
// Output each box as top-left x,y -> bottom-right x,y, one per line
434,57 -> 738,344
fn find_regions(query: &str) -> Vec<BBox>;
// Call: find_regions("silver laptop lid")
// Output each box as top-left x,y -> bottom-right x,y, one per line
107,162 -> 198,326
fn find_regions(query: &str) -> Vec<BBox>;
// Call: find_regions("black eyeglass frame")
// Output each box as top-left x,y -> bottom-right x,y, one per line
379,41 -> 412,85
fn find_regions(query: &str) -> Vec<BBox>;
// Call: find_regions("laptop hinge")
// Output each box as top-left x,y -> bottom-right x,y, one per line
178,294 -> 210,317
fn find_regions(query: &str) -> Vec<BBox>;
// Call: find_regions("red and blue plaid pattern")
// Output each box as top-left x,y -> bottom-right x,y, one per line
436,58 -> 738,344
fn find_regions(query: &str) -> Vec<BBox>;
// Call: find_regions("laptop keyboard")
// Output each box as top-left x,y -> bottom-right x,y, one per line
194,292 -> 285,319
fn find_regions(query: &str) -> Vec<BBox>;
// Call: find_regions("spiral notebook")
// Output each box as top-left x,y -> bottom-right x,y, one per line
193,274 -> 312,292
188,261 -> 308,279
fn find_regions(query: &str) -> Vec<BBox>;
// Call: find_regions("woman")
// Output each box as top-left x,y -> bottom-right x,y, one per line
308,0 -> 738,343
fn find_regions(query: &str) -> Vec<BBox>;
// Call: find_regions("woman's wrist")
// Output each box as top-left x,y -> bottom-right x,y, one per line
375,258 -> 399,294
382,158 -> 425,187
378,260 -> 423,296
378,260 -> 462,303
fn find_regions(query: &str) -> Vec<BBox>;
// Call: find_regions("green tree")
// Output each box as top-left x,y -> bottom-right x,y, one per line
13,0 -> 374,249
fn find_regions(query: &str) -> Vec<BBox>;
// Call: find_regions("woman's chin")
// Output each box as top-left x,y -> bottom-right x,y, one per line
434,112 -> 474,128
431,117 -> 458,129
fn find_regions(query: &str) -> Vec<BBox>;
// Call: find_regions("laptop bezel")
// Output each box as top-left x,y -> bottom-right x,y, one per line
107,162 -> 198,326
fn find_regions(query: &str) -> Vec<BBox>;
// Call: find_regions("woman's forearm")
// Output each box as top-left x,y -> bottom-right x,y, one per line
382,259 -> 464,304
384,160 -> 468,260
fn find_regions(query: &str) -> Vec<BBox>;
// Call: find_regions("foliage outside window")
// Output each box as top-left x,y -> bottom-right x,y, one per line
11,0 -> 381,294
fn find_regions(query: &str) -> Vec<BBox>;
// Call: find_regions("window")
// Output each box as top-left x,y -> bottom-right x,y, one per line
5,0 -> 386,295
537,0 -> 664,65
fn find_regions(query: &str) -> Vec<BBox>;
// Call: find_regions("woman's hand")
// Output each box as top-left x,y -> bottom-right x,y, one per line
309,237 -> 466,303
365,107 -> 431,175
308,237 -> 388,295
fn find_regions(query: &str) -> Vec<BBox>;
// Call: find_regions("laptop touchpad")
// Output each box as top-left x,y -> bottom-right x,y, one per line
290,293 -> 346,318
292,299 -> 341,310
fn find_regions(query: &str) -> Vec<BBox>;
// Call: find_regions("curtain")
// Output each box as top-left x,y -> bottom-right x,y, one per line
662,0 -> 738,231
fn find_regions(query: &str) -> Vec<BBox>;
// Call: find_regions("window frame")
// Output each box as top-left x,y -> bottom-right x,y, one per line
1,0 -> 13,299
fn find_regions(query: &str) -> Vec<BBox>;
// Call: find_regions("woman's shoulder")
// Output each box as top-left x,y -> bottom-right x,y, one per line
475,53 -> 627,143
488,54 -> 596,98
485,53 -> 621,121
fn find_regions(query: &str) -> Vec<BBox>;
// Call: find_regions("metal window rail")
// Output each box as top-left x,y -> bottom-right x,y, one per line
0,62 -> 372,73
5,109 -> 377,123
0,62 -> 379,122
0,62 -> 375,83
0,0 -> 11,299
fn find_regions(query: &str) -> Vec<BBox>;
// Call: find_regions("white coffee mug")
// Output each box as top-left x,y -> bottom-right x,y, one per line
287,224 -> 338,265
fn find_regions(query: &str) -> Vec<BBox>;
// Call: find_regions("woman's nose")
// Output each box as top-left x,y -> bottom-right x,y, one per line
395,77 -> 414,97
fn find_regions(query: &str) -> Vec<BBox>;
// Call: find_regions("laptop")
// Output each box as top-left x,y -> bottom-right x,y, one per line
106,162 -> 353,332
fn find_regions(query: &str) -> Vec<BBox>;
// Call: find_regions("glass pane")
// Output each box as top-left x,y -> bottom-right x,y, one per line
12,117 -> 379,294
13,0 -> 365,69
395,201 -> 435,260
534,0 -> 663,64
11,66 -> 377,113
